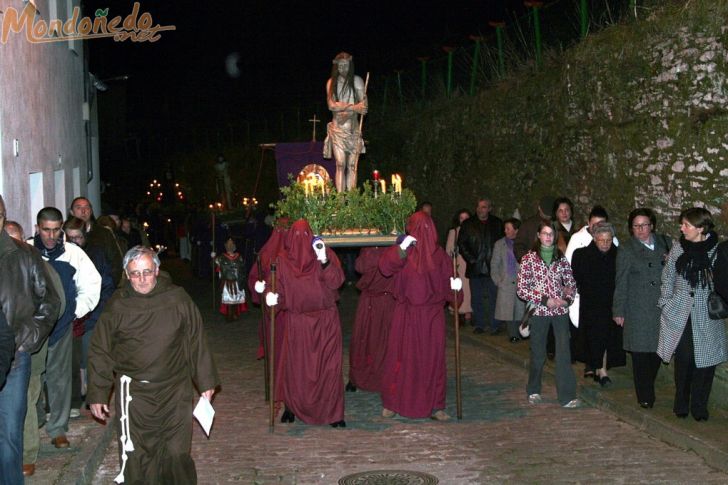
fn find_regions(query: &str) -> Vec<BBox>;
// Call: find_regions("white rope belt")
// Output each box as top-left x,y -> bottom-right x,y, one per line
114,375 -> 135,484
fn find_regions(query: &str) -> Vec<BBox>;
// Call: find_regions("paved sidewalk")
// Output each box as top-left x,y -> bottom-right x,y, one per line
462,325 -> 728,474
39,258 -> 727,483
25,406 -> 113,484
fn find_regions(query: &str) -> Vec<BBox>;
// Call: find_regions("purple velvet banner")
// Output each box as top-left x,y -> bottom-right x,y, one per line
274,142 -> 335,188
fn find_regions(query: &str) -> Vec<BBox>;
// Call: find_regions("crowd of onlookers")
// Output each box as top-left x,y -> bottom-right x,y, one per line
444,196 -> 728,414
0,195 -> 150,481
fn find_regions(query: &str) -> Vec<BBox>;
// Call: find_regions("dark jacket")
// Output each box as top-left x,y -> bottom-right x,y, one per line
86,223 -> 124,287
612,234 -> 671,352
714,240 -> 728,303
457,215 -> 504,278
0,231 -> 61,353
0,309 -> 14,387
85,245 -> 116,334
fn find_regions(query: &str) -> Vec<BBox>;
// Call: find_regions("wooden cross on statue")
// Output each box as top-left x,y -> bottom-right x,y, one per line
308,114 -> 320,142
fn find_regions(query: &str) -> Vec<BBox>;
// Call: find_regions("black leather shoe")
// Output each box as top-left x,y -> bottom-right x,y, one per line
694,416 -> 708,422
345,381 -> 357,392
599,376 -> 612,388
675,412 -> 688,418
281,409 -> 295,423
330,420 -> 346,428
639,402 -> 653,409
583,369 -> 595,379
510,337 -> 521,343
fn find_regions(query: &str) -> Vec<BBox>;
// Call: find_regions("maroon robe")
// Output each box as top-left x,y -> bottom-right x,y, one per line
248,227 -> 287,400
349,247 -> 395,392
379,212 -> 457,418
271,220 -> 346,425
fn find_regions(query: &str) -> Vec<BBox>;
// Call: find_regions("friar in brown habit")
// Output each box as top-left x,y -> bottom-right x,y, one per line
88,246 -> 219,484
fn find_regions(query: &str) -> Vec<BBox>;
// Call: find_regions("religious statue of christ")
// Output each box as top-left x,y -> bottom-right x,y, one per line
324,52 -> 368,192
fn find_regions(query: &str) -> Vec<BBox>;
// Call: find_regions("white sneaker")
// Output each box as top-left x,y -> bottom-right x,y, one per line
528,393 -> 542,404
69,408 -> 81,418
563,399 -> 581,408
382,408 -> 396,418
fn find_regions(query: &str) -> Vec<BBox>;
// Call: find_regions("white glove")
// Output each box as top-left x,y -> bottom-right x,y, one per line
210,252 -> 216,258
450,277 -> 463,291
254,280 -> 266,294
312,237 -> 328,263
519,323 -> 530,338
265,292 -> 278,306
399,235 -> 417,251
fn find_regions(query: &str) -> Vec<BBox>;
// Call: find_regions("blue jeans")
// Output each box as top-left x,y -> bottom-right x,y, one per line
470,275 -> 499,331
0,351 -> 31,485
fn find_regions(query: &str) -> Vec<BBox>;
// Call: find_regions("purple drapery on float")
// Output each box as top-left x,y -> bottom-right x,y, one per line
274,142 -> 336,188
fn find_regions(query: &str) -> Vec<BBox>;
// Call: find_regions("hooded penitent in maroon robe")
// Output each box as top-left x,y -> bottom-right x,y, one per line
248,224 -> 287,400
271,219 -> 346,425
379,211 -> 458,419
349,247 -> 395,392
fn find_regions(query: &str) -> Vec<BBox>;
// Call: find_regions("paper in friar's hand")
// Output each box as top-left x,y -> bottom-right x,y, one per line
193,396 -> 215,437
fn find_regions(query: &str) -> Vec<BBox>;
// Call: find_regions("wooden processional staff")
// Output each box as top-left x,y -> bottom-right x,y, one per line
268,263 -> 277,431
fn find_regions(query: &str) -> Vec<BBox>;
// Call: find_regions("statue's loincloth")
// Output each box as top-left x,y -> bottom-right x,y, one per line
324,122 -> 365,159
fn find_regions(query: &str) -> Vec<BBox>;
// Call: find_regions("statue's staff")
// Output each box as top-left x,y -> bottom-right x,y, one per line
257,254 -> 270,403
268,263 -> 277,431
452,248 -> 463,420
351,72 -> 370,180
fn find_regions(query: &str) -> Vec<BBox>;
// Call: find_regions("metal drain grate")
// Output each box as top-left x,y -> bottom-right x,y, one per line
338,469 -> 439,485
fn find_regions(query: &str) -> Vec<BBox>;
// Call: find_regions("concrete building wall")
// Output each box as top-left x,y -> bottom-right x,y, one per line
0,0 -> 93,233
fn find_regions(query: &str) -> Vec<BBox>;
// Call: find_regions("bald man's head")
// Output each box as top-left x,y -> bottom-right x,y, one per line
4,220 -> 24,241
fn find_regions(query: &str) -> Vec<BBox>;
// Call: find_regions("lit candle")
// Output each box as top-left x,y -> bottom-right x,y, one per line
392,174 -> 402,194
380,179 -> 386,193
318,178 -> 325,195
303,180 -> 310,196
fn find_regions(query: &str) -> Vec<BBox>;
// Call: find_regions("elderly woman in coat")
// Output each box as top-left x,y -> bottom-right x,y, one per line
491,218 -> 525,342
612,208 -> 671,409
657,207 -> 727,421
571,221 -> 624,387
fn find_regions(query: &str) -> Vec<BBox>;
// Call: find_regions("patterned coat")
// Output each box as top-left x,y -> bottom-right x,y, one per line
657,241 -> 728,367
612,234 -> 671,352
517,250 -> 577,318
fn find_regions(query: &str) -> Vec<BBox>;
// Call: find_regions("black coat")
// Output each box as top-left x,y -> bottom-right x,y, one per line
572,241 -> 625,368
457,215 -> 504,278
713,241 -> 728,303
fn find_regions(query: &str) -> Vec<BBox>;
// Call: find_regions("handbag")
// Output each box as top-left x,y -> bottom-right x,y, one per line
707,290 -> 728,320
519,303 -> 536,338
707,252 -> 728,320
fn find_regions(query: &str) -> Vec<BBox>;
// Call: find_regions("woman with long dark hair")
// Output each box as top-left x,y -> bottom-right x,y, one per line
657,207 -> 727,421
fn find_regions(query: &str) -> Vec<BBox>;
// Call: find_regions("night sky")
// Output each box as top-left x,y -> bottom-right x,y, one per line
83,0 -> 542,205
86,0 -> 527,125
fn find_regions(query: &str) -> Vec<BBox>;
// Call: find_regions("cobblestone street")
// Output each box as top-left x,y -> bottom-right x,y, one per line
90,260 -> 728,484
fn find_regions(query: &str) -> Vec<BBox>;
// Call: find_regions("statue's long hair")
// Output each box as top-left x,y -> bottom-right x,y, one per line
329,52 -> 359,103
